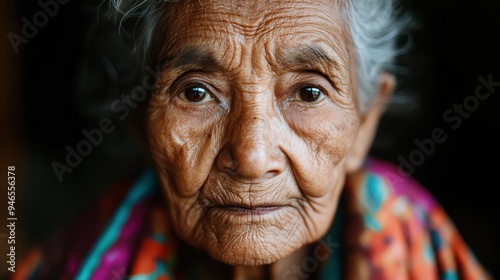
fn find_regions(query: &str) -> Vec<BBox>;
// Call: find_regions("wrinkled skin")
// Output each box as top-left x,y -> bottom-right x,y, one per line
146,0 -> 390,273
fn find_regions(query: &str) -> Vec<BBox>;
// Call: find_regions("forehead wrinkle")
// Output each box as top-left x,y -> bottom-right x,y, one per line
158,0 -> 354,90
229,50 -> 271,95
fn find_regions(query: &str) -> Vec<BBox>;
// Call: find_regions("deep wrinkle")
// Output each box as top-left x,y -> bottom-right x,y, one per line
146,1 -> 385,277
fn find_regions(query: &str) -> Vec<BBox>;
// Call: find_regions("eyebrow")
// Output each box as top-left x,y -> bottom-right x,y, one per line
277,45 -> 336,70
158,44 -> 338,74
159,46 -> 220,71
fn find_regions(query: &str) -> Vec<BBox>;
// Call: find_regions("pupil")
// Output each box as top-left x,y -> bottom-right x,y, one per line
186,87 -> 206,102
300,87 -> 321,102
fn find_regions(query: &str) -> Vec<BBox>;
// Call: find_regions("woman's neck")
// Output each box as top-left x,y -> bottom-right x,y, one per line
176,240 -> 313,280
232,245 -> 311,280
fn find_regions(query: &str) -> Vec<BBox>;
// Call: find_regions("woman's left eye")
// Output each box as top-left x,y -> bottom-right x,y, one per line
181,86 -> 214,103
295,87 -> 324,102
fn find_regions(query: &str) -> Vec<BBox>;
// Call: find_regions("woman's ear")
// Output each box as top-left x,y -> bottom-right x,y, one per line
346,72 -> 396,173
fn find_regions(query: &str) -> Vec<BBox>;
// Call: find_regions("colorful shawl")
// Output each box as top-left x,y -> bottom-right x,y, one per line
14,159 -> 492,279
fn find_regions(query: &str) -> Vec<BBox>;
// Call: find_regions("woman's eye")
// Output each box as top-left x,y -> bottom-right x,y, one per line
297,87 -> 324,102
182,86 -> 213,103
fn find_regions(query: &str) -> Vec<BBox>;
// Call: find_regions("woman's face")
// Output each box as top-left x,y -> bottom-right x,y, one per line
147,0 -> 361,265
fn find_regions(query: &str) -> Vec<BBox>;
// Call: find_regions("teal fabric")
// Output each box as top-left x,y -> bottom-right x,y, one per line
75,170 -> 156,280
320,194 -> 345,280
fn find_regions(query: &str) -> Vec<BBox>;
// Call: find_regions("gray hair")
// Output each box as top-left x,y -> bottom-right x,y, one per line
347,0 -> 412,111
106,0 -> 411,111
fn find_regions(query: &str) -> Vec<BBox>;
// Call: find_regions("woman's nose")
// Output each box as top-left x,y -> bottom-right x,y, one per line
216,99 -> 283,180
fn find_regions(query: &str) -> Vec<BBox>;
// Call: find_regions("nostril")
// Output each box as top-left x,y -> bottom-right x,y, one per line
222,167 -> 237,176
262,170 -> 280,179
215,146 -> 237,172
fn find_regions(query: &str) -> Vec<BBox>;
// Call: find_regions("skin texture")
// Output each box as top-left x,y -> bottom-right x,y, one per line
146,0 -> 394,274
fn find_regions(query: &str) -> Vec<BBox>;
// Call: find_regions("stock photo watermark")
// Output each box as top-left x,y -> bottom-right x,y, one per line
397,74 -> 498,177
282,235 -> 340,279
7,0 -> 70,54
51,66 -> 159,182
6,166 -> 17,273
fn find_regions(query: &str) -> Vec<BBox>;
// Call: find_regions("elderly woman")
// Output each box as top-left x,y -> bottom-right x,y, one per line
16,0 -> 491,279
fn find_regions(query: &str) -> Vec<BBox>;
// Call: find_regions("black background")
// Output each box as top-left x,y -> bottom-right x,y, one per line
7,0 -> 500,278
375,0 -> 500,277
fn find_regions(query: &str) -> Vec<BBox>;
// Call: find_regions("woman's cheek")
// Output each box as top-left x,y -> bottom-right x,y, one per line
283,104 -> 359,197
152,107 -> 226,196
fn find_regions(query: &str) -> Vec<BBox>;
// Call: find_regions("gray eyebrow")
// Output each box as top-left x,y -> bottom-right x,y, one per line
158,44 -> 337,74
277,45 -> 335,69
159,46 -> 220,70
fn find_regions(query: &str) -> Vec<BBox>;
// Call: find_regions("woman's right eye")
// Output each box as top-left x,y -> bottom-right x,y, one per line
297,86 -> 324,102
181,86 -> 214,103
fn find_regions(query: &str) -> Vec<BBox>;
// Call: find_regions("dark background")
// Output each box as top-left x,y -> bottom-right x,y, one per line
2,0 -> 499,278
374,0 -> 500,277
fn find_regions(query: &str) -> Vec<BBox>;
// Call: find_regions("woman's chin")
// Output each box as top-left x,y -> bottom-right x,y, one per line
189,206 -> 304,265
210,250 -> 284,266
203,232 -> 300,266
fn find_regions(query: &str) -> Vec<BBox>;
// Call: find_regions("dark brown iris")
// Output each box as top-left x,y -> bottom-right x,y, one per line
299,87 -> 322,102
185,86 -> 208,102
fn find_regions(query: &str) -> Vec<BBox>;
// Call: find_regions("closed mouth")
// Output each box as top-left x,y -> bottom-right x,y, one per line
211,204 -> 282,215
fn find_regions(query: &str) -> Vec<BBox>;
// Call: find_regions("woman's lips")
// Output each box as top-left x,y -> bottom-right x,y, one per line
214,205 -> 281,215
206,203 -> 290,224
